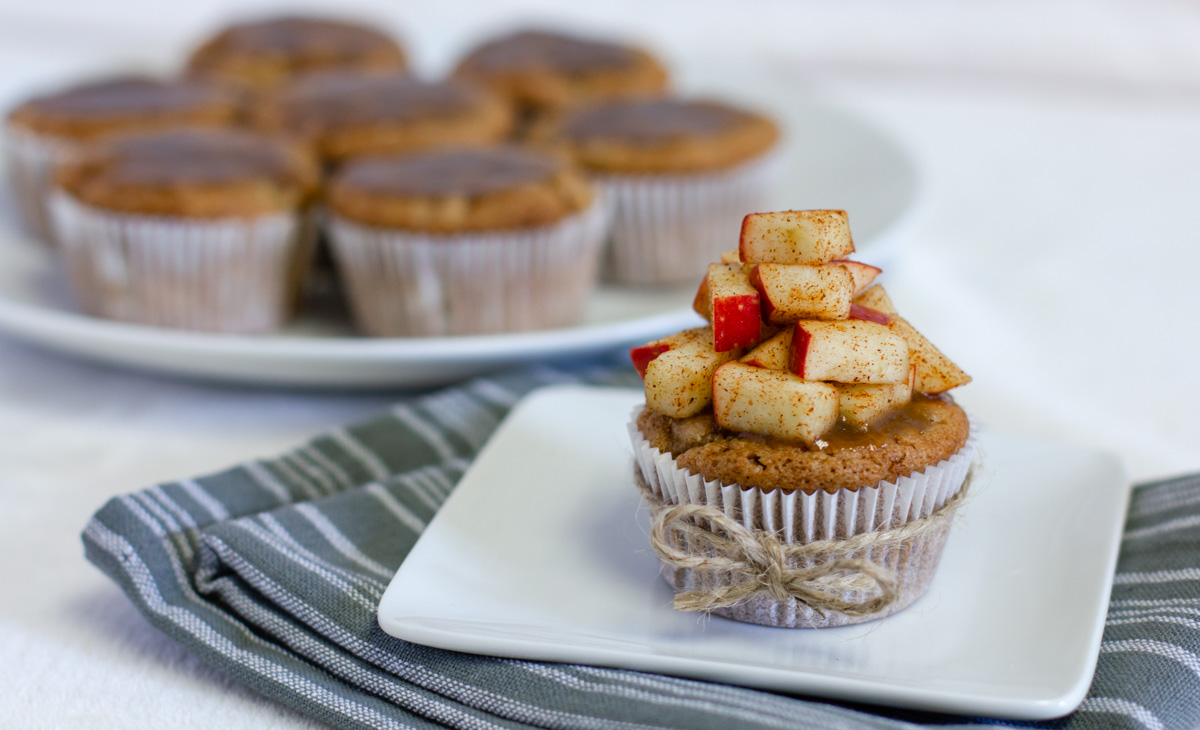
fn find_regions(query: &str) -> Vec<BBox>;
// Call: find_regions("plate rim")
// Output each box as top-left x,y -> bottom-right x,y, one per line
377,385 -> 1131,721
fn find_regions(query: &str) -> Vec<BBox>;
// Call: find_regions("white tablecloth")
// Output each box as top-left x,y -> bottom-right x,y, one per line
2,1 -> 1199,727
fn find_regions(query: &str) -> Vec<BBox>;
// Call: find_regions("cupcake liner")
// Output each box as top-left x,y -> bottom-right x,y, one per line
596,148 -> 784,285
326,195 -> 611,337
48,191 -> 306,333
4,124 -> 74,245
628,407 -> 978,628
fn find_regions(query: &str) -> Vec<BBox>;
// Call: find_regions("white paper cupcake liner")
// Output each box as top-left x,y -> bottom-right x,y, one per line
628,407 -> 977,628
326,195 -> 611,337
596,148 -> 784,285
48,192 -> 306,333
4,124 -> 74,245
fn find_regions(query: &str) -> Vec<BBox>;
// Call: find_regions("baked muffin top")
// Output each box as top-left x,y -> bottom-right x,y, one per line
553,99 -> 779,173
253,72 -> 512,163
56,127 -> 318,217
453,30 -> 668,113
6,77 -> 239,141
637,396 -> 969,494
328,146 -> 593,232
186,16 -> 406,90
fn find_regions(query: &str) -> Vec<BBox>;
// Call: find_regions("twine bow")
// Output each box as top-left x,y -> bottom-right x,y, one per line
636,470 -> 969,617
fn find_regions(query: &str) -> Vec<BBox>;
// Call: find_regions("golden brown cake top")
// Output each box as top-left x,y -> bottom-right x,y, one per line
637,396 -> 969,493
453,30 -> 668,113
7,77 -> 239,140
56,127 -> 318,218
553,99 -> 779,173
328,146 -> 593,232
253,72 -> 513,163
186,16 -> 406,89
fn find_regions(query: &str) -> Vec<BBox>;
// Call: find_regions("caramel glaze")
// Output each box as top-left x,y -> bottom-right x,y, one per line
752,395 -> 950,452
457,30 -> 637,74
272,74 -> 477,128
336,146 -> 562,198
18,77 -> 228,119
560,99 -> 752,144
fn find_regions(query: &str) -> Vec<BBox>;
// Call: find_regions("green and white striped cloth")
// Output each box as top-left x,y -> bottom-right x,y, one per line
84,362 -> 1200,730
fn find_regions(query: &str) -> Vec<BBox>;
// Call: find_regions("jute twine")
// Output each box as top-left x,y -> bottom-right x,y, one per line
635,469 -> 972,618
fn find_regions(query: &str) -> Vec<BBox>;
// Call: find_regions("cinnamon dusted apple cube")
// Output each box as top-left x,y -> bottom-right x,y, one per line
712,362 -> 839,446
692,276 -> 710,321
750,263 -> 853,324
837,379 -> 913,429
849,303 -> 891,325
831,259 -> 881,295
630,327 -> 707,379
643,328 -> 742,417
740,328 -> 792,370
790,320 -> 910,383
706,263 -> 761,352
739,210 -> 854,265
719,249 -> 741,264
853,284 -> 897,315
853,285 -> 971,394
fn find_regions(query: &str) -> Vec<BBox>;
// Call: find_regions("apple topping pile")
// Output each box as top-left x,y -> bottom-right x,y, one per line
630,210 -> 971,446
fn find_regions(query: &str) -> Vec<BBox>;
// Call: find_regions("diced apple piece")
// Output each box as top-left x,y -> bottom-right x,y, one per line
739,210 -> 854,265
740,328 -> 792,369
692,277 -> 710,321
888,316 -> 972,394
707,263 -> 761,352
644,328 -> 742,417
849,303 -> 891,325
750,263 -> 853,324
837,380 -> 912,429
790,320 -> 910,383
712,362 -> 839,446
630,328 -> 706,379
852,284 -> 896,315
719,249 -> 741,264
831,259 -> 881,295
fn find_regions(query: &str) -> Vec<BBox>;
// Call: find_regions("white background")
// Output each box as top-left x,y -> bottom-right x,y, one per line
1,1 -> 1199,727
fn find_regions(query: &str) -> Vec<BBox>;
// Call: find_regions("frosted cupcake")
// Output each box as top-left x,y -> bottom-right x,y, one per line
628,210 -> 974,628
548,98 -> 781,284
49,128 -> 318,332
325,146 -> 608,337
4,76 -> 239,244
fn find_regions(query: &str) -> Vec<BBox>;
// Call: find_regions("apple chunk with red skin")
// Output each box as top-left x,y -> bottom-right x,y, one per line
750,263 -> 853,324
790,320 -> 910,383
740,328 -> 792,370
643,328 -> 742,418
630,327 -> 706,379
712,362 -> 839,446
739,210 -> 854,265
831,259 -> 881,295
706,263 -> 761,352
852,285 -> 971,394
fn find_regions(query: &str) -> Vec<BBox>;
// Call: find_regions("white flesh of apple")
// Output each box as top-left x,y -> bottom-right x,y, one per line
643,329 -> 741,418
719,249 -> 741,264
754,263 -> 853,323
852,284 -> 897,315
837,381 -> 912,429
888,316 -> 972,394
712,362 -> 839,446
739,210 -> 854,265
792,320 -> 910,384
833,260 -> 882,295
740,328 -> 792,370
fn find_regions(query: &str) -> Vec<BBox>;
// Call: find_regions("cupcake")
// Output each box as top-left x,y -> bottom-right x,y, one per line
549,98 -> 781,284
325,146 -> 608,337
185,15 -> 407,92
628,210 -> 974,628
252,71 -> 513,166
49,127 -> 319,333
4,76 -> 240,244
452,29 -> 668,126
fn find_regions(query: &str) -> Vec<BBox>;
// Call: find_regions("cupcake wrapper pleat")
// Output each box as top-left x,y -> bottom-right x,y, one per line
327,196 -> 611,337
48,192 -> 304,333
4,124 -> 72,245
628,408 -> 977,628
597,149 -> 784,285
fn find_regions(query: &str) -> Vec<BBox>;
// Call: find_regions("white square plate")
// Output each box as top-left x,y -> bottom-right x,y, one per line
377,386 -> 1130,720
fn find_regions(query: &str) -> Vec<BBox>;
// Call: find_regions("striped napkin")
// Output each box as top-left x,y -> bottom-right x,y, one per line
83,362 -> 1200,730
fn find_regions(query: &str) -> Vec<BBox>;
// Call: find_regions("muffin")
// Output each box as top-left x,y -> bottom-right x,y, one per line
185,15 -> 407,92
628,209 -> 975,628
325,146 -> 608,337
452,29 -> 668,125
4,76 -> 240,244
549,98 -> 781,284
49,127 -> 319,333
252,71 -> 513,166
